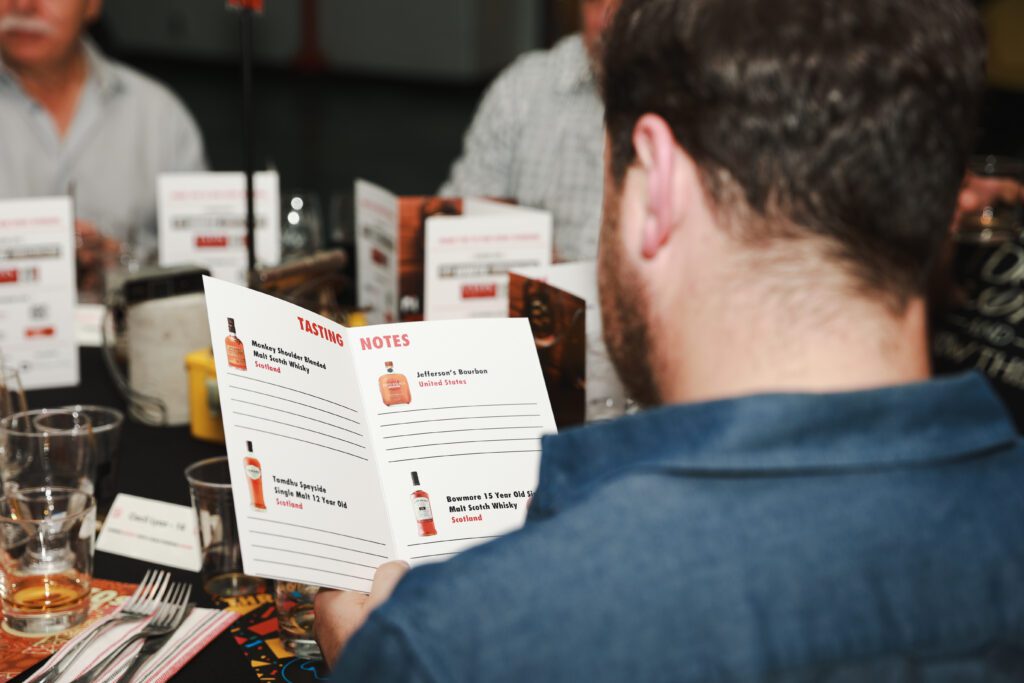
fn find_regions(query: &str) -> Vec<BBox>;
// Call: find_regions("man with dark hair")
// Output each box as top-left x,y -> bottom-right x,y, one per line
315,0 -> 1024,680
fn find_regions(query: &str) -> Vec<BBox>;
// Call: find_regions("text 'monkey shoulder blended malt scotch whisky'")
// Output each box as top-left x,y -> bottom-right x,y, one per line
244,441 -> 267,511
225,317 -> 247,370
410,472 -> 437,536
379,361 -> 412,406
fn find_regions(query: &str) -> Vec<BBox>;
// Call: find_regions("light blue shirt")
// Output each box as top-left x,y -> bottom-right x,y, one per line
0,39 -> 206,255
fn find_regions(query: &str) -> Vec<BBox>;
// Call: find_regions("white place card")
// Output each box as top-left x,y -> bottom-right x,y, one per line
157,171 -> 281,285
0,196 -> 79,390
97,494 -> 202,572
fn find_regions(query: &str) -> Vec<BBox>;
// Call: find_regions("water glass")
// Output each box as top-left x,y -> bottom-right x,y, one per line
0,409 -> 97,495
274,581 -> 323,660
0,487 -> 96,633
282,192 -> 323,262
57,405 -> 123,516
185,457 -> 267,599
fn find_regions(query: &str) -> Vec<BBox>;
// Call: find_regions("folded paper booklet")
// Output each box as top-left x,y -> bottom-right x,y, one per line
203,277 -> 557,592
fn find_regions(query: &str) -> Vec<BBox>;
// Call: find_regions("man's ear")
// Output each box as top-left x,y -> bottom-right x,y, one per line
85,0 -> 103,24
631,114 -> 685,260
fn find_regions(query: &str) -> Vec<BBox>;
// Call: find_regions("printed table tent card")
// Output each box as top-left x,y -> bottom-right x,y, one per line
158,171 -> 281,285
0,197 -> 79,390
510,262 -> 628,428
203,277 -> 556,592
355,180 -> 552,324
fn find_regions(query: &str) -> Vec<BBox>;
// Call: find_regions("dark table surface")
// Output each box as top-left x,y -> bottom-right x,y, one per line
12,347 -> 255,682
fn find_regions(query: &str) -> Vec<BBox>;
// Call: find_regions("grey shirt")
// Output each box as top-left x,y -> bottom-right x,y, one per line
0,40 -> 206,255
440,35 -> 605,263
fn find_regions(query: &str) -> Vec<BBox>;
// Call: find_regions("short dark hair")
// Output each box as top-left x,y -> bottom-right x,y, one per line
602,0 -> 986,305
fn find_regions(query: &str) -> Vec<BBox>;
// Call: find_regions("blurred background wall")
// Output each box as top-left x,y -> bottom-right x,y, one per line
86,0 -> 1020,247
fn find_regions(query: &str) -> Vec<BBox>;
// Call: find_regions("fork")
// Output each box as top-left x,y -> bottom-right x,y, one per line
70,582 -> 192,683
113,603 -> 193,683
36,570 -> 171,683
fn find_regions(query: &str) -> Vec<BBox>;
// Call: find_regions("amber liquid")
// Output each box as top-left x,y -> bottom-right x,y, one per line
5,572 -> 89,615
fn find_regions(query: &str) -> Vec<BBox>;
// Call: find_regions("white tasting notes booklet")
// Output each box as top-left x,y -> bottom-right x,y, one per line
157,171 -> 281,285
0,197 -> 79,390
203,277 -> 557,592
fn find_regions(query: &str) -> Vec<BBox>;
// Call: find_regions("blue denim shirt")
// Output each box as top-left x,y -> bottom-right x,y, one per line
332,373 -> 1024,682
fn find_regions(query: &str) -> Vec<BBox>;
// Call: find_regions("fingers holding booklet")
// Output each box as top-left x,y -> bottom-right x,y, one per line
202,277 -> 558,593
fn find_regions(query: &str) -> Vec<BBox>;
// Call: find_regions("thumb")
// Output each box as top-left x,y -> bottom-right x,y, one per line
366,560 -> 410,612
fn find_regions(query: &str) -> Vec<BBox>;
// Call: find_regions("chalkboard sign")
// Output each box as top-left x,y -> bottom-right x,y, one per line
933,237 -> 1024,430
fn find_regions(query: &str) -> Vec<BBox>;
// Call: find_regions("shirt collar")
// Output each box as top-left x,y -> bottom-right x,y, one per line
555,34 -> 597,94
0,37 -> 122,98
81,38 -> 122,99
533,372 -> 1018,514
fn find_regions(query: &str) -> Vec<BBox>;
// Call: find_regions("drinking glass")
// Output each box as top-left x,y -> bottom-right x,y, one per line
274,581 -> 323,660
956,156 -> 1024,244
282,192 -> 323,262
0,487 -> 96,633
57,405 -> 123,517
0,409 -> 97,495
185,457 -> 267,599
0,365 -> 27,420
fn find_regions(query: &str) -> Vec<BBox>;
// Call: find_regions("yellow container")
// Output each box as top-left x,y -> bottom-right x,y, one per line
185,348 -> 225,444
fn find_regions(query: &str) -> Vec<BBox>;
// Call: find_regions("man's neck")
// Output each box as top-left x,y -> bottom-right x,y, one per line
655,283 -> 932,405
6,42 -> 88,137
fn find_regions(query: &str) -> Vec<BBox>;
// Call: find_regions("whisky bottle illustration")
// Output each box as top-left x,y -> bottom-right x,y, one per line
244,441 -> 267,511
225,317 -> 247,370
379,361 -> 412,406
410,472 -> 437,537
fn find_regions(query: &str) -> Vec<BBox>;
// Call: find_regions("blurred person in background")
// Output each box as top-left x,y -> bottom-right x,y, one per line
315,0 -> 1024,680
440,0 -> 620,263
0,0 -> 206,296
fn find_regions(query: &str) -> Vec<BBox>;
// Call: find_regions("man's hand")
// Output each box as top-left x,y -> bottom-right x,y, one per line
75,220 -> 122,299
313,560 -> 410,668
958,173 -> 1024,214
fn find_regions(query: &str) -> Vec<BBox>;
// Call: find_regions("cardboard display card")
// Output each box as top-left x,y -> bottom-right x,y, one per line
510,262 -> 628,427
0,197 -> 79,390
203,277 -> 557,592
424,199 -> 552,321
355,180 -> 552,324
158,171 -> 281,285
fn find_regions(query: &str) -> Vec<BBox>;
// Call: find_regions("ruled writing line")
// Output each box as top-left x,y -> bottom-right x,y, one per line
383,426 -> 544,440
247,517 -> 386,547
406,535 -> 502,547
407,552 -> 457,560
385,438 -> 538,452
233,425 -> 367,461
252,545 -> 378,571
251,530 -> 388,559
233,412 -> 365,449
257,571 -> 367,594
234,398 -> 360,434
253,558 -> 370,583
378,403 -> 536,417
228,372 -> 358,412
229,385 -> 362,427
379,414 -> 540,428
388,449 -> 542,464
